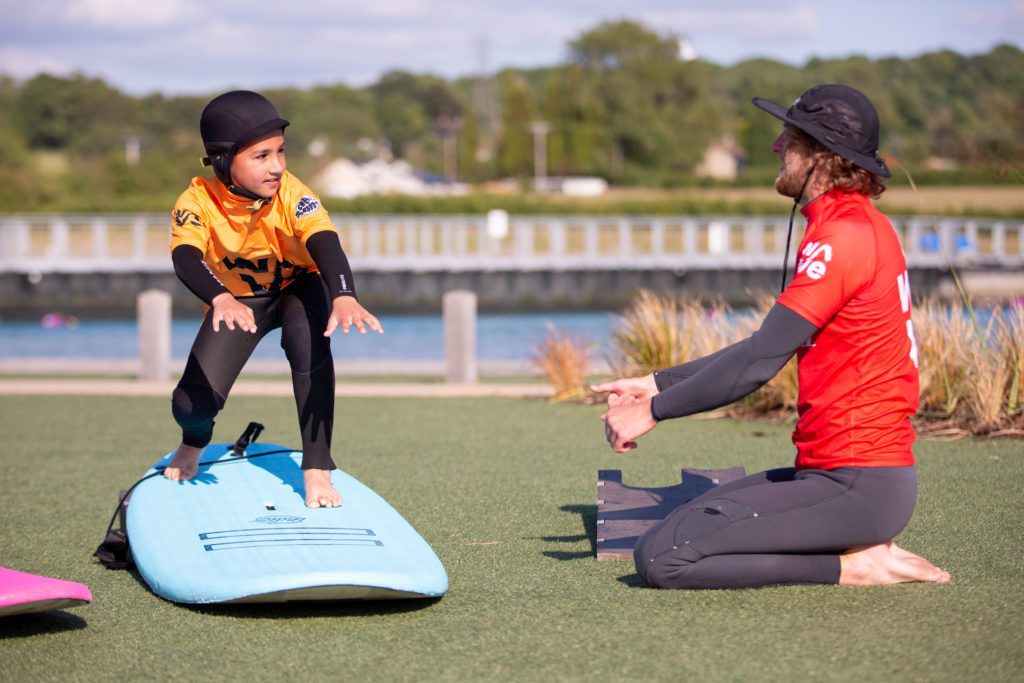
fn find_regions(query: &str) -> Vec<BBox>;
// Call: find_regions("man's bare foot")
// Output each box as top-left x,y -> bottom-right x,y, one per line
840,541 -> 951,586
304,469 -> 342,508
164,444 -> 203,482
889,542 -> 928,563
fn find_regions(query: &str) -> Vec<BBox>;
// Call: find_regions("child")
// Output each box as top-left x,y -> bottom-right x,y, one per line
165,90 -> 381,508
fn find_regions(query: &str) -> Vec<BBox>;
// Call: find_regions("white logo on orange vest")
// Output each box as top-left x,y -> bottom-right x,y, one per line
797,241 -> 832,280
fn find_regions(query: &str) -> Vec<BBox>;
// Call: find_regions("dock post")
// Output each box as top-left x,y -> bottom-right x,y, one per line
444,290 -> 477,384
138,289 -> 172,381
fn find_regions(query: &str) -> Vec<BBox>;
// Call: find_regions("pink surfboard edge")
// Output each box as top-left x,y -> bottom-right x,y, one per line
0,567 -> 92,617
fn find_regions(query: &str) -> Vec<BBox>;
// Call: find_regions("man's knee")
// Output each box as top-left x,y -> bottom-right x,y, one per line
171,382 -> 224,428
635,541 -> 707,589
634,501 -> 744,588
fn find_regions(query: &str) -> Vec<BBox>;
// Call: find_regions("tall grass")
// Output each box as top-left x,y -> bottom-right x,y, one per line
915,297 -> 1024,436
536,289 -> 1023,435
601,292 -> 797,417
1003,300 -> 1024,415
530,325 -> 591,403
607,290 -> 732,377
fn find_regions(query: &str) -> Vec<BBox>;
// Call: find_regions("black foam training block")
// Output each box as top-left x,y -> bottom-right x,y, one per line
596,467 -> 747,561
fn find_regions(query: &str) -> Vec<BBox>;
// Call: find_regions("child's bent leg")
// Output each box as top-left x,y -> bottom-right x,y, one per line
279,277 -> 341,507
167,301 -> 269,481
292,359 -> 339,508
293,361 -> 339,507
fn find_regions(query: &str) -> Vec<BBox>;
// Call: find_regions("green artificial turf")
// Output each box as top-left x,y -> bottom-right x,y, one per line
0,395 -> 1021,681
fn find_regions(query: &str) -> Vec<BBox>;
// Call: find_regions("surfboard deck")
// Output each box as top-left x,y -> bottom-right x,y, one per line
0,567 -> 92,617
126,443 -> 448,604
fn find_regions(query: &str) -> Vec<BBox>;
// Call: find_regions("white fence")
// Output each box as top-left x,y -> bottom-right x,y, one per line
1,213 -> 1022,274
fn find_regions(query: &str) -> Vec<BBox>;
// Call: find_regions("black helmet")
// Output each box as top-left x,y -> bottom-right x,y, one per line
200,90 -> 290,191
752,84 -> 890,178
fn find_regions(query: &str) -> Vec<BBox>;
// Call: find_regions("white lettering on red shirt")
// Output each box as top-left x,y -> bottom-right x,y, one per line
796,241 -> 832,280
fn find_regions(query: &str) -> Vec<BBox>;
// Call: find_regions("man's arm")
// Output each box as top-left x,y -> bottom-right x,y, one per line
654,345 -> 735,391
650,303 -> 817,421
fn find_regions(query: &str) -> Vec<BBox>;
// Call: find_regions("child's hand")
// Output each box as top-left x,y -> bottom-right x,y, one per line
210,293 -> 257,333
325,296 -> 383,336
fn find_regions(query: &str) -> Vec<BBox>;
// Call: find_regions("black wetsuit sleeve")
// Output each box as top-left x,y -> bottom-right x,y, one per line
653,345 -> 733,391
650,303 -> 817,421
171,244 -> 230,305
306,231 -> 357,300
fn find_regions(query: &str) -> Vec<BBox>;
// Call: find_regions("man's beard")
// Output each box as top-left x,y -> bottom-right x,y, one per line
775,163 -> 812,199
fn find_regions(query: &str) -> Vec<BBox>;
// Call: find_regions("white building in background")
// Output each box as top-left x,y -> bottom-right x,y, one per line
678,35 -> 698,62
533,176 -> 609,196
314,158 -> 469,198
695,137 -> 746,181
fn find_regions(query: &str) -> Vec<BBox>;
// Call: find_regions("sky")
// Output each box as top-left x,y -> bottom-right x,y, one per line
0,0 -> 1021,95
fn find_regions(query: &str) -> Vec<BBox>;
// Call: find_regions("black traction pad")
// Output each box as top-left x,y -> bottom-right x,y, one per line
596,467 -> 747,561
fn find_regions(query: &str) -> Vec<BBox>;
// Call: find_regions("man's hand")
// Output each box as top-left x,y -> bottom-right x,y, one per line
591,374 -> 659,402
325,296 -> 383,337
211,293 -> 257,333
601,392 -> 658,453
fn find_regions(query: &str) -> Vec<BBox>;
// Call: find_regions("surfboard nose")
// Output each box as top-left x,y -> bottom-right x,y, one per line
0,567 -> 92,617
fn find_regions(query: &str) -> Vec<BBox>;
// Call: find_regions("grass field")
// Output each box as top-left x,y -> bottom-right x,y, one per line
1,395 -> 1021,681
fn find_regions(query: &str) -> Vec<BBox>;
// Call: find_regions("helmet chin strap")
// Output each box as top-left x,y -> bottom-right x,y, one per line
780,161 -> 817,292
206,151 -> 272,205
228,182 -> 269,205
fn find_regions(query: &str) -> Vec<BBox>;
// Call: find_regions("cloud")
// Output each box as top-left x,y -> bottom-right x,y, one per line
952,0 -> 1024,32
0,0 -> 1014,94
0,47 -> 74,79
64,0 -> 189,28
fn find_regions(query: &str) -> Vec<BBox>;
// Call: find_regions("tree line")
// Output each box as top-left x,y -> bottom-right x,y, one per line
1,20 -> 1021,212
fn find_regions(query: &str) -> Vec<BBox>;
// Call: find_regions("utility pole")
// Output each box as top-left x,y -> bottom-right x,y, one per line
472,36 -> 501,163
436,114 -> 461,183
442,128 -> 457,183
125,135 -> 141,166
530,121 -> 550,189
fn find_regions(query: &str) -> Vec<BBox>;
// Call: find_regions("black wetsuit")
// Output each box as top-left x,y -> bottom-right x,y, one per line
170,231 -> 355,471
632,303 -> 918,588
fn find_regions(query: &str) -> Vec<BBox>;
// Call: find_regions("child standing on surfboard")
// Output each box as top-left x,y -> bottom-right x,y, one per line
165,90 -> 381,508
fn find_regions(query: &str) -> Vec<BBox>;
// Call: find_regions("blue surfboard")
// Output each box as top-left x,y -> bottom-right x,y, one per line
125,443 -> 448,604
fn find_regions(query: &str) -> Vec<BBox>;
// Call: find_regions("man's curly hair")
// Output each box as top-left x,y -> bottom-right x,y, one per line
791,128 -> 887,199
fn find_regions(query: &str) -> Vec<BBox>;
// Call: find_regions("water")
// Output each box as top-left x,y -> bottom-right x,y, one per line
4,305 -> 1014,362
0,312 -> 618,361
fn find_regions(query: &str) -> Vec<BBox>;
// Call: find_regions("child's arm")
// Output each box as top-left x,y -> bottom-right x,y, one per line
171,245 -> 229,304
171,244 -> 256,333
305,231 -> 357,299
305,231 -> 382,336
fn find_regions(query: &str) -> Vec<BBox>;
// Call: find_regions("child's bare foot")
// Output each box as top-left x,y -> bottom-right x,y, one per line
840,541 -> 951,586
304,469 -> 342,508
164,444 -> 203,482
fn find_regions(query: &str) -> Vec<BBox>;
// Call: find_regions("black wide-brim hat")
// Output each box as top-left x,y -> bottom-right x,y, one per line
753,84 -> 890,178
